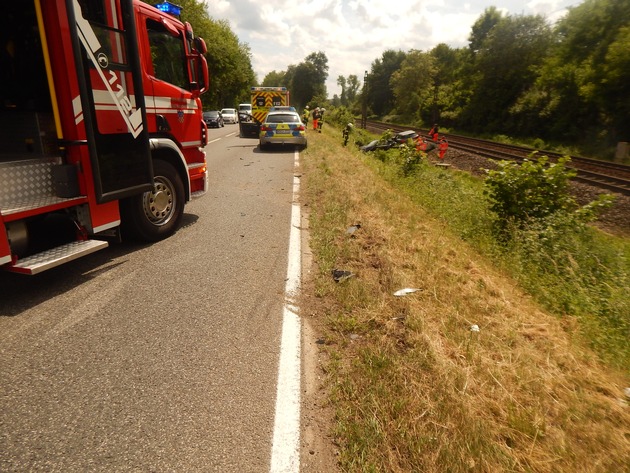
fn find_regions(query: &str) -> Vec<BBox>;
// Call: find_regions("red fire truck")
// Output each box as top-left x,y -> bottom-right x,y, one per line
0,0 -> 209,274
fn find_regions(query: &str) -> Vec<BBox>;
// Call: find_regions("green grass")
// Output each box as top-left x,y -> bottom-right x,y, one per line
301,124 -> 630,472
356,139 -> 630,370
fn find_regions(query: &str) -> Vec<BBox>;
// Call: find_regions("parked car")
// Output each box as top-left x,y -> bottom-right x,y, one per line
203,110 -> 224,128
238,103 -> 252,115
221,108 -> 238,124
259,111 -> 307,150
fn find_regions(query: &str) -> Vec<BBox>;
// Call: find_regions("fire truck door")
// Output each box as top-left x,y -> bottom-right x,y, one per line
67,0 -> 153,203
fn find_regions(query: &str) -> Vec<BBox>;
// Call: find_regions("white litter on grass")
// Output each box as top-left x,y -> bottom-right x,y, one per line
346,224 -> 361,235
393,288 -> 422,296
470,324 -> 480,332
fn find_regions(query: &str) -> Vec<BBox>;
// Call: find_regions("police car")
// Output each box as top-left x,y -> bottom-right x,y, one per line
259,111 -> 307,151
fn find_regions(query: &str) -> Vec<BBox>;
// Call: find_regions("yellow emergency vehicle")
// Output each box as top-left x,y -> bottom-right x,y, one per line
250,87 -> 290,123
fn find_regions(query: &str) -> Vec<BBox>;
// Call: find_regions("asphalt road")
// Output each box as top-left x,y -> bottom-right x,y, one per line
0,126 -> 300,472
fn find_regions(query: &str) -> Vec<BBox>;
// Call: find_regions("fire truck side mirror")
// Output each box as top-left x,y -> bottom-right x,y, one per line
194,37 -> 207,55
190,54 -> 209,96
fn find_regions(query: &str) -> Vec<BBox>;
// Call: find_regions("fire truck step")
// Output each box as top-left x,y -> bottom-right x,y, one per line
9,240 -> 109,275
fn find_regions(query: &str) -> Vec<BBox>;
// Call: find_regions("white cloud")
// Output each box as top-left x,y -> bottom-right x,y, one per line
203,0 -> 578,98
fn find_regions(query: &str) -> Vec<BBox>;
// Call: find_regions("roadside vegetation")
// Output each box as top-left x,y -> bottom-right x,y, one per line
301,125 -> 630,472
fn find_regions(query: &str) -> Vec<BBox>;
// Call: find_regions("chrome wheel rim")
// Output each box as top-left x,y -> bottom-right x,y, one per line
142,176 -> 176,226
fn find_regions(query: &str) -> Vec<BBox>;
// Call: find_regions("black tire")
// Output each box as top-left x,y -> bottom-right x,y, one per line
121,160 -> 185,242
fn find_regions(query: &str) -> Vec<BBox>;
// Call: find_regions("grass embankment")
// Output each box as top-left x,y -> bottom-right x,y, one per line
300,127 -> 630,472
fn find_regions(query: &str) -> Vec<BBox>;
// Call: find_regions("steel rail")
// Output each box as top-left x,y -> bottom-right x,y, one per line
364,121 -> 630,196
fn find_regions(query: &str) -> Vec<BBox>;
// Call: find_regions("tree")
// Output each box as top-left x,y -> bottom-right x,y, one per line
602,25 -> 630,140
462,13 -> 553,134
427,44 -> 469,126
345,75 -> 361,105
262,70 -> 288,87
304,52 -> 329,97
337,76 -> 347,105
390,50 -> 434,119
281,53 -> 329,109
468,7 -> 502,54
367,50 -> 407,116
291,62 -> 320,110
336,74 -> 360,107
516,0 -> 630,144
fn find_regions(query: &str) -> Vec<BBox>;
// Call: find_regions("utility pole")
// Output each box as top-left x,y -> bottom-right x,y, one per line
361,70 -> 368,129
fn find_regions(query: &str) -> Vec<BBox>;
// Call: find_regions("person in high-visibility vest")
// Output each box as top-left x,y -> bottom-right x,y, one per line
438,137 -> 449,159
302,106 -> 310,127
318,108 -> 326,133
428,124 -> 439,141
312,107 -> 321,131
415,136 -> 429,152
342,122 -> 353,146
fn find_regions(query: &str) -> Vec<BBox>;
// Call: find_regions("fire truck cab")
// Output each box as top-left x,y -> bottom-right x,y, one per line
0,0 -> 209,274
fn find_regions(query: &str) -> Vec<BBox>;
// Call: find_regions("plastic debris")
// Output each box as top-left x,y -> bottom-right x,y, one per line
470,324 -> 480,332
393,288 -> 422,297
332,269 -> 355,282
624,387 -> 630,399
346,224 -> 361,235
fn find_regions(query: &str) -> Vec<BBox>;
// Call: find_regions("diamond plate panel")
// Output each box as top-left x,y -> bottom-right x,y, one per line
0,157 -> 65,214
11,240 -> 109,274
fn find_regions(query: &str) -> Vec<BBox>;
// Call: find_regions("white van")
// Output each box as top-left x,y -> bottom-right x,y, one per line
238,103 -> 252,114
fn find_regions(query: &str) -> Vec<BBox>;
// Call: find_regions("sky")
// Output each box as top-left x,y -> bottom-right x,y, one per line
203,0 -> 581,98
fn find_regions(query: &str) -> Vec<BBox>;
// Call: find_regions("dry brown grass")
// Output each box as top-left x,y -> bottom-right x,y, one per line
300,130 -> 630,472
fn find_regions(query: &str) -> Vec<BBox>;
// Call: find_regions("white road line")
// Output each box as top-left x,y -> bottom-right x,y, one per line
269,150 -> 302,473
208,138 -> 221,144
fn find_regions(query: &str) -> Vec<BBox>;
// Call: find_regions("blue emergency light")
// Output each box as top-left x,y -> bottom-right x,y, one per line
155,1 -> 182,17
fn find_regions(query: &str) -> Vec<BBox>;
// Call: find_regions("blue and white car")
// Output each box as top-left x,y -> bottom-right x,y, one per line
259,111 -> 307,151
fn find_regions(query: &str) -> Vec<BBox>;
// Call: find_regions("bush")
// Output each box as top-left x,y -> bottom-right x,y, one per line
328,106 -> 356,128
484,155 -> 578,230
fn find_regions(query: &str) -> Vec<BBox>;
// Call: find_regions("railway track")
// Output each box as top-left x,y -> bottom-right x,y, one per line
365,121 -> 630,196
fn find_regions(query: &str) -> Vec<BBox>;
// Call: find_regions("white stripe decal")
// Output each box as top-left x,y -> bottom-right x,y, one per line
73,95 -> 84,125
180,141 -> 202,148
73,0 -> 143,137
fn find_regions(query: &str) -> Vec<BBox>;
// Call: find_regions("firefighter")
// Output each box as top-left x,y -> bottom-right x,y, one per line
318,108 -> 326,133
342,122 -> 353,146
312,107 -> 321,131
302,106 -> 310,127
415,136 -> 428,152
428,123 -> 439,141
438,137 -> 449,160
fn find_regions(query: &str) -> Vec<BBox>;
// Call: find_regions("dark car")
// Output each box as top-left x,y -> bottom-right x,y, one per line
360,138 -> 397,152
203,110 -> 224,128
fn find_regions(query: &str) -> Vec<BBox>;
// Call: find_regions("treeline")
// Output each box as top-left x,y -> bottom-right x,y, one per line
347,0 -> 630,153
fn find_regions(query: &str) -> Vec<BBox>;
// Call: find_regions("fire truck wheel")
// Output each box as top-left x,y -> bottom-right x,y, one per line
121,160 -> 185,242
